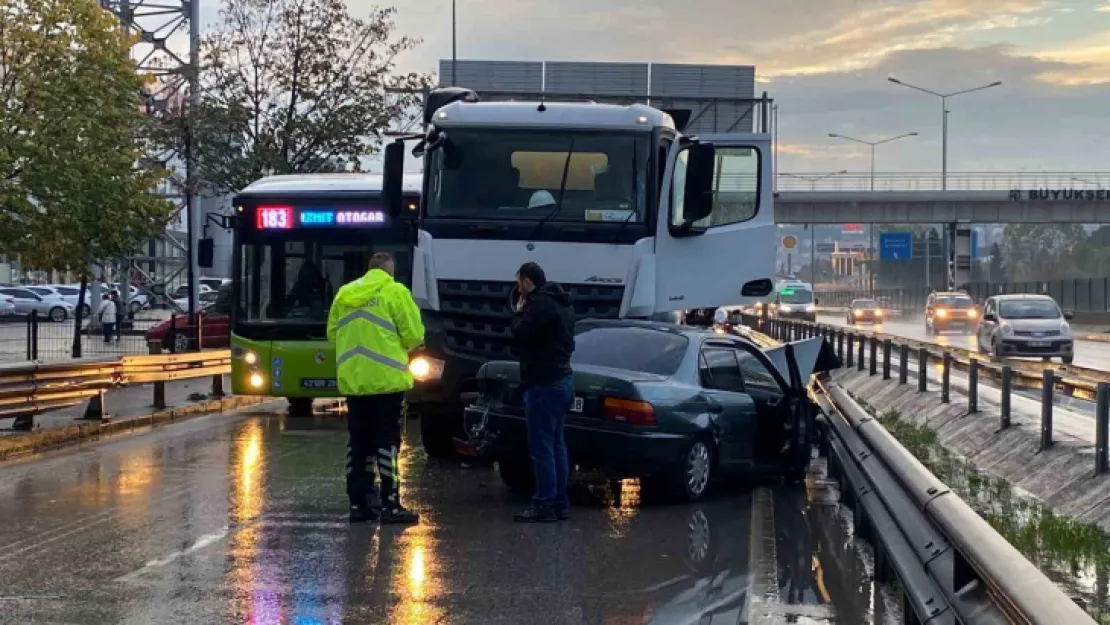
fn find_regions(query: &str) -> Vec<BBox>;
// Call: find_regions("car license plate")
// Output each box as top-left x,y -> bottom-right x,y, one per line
570,396 -> 584,413
1028,341 -> 1050,348
300,378 -> 337,390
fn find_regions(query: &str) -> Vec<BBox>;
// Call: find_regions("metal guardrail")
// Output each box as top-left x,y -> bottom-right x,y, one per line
776,171 -> 1110,192
739,322 -> 1097,624
745,313 -> 1110,476
0,349 -> 231,430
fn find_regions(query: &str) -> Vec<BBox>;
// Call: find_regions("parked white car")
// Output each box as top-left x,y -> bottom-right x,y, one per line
0,287 -> 74,321
0,295 -> 16,317
45,285 -> 93,316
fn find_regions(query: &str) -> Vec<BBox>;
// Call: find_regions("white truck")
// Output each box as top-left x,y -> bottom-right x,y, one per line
380,87 -> 778,456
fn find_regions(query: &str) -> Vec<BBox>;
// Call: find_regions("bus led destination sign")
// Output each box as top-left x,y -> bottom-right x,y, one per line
256,206 -> 389,229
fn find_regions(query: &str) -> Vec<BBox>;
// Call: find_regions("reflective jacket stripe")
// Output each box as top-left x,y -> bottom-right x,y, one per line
336,345 -> 408,371
336,309 -> 397,334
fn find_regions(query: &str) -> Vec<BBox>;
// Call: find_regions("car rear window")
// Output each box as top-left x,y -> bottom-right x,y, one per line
572,327 -> 688,376
936,296 -> 972,308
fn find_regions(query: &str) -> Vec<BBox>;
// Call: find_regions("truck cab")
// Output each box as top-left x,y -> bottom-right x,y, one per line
380,87 -> 778,456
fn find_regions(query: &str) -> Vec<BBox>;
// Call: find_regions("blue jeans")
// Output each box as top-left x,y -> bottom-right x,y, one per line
524,376 -> 573,511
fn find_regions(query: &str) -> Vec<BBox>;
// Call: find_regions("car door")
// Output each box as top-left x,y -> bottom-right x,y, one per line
698,345 -> 758,469
731,344 -> 795,467
977,298 -> 998,348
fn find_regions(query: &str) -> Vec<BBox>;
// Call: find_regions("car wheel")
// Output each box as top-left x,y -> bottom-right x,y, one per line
666,439 -> 714,503
49,306 -> 66,322
497,453 -> 535,494
681,508 -> 718,574
1063,354 -> 1074,365
288,397 -> 314,417
130,301 -> 142,314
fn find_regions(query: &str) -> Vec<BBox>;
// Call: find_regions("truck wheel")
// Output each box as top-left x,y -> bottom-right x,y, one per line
497,453 -> 534,494
419,409 -> 457,458
288,397 -> 313,417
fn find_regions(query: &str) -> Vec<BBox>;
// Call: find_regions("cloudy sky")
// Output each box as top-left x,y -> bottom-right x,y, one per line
182,0 -> 1110,176
370,0 -> 1110,175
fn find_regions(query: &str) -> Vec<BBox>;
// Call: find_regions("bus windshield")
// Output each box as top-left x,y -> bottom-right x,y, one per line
426,129 -> 650,223
237,234 -> 411,327
778,288 -> 813,304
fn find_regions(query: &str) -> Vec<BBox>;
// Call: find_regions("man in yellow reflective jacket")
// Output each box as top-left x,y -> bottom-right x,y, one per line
327,252 -> 424,524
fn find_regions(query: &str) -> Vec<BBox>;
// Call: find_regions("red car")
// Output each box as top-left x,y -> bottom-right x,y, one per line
145,286 -> 232,352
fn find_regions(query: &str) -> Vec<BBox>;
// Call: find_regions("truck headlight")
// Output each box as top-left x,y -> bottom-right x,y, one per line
409,356 -> 445,381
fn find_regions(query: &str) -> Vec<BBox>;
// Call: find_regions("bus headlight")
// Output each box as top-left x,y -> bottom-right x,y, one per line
249,372 -> 266,388
232,347 -> 258,365
409,356 -> 444,382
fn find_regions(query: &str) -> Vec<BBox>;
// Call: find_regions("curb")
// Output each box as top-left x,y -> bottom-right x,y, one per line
0,395 -> 279,462
1082,334 -> 1110,344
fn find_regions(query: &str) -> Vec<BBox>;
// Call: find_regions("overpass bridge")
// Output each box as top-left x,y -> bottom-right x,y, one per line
774,171 -> 1110,224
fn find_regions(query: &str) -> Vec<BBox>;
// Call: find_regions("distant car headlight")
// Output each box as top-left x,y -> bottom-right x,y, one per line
936,309 -> 948,318
967,309 -> 978,319
1001,323 -> 1014,336
409,355 -> 444,382
1060,322 -> 1071,336
853,310 -> 863,317
804,304 -> 816,312
874,309 -> 883,316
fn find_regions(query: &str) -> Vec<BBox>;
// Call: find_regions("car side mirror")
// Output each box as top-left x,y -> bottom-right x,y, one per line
382,140 -> 406,218
813,297 -> 820,306
1064,311 -> 1075,320
682,143 -> 717,225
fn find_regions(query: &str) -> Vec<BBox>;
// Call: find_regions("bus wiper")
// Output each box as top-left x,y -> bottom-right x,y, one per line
528,139 -> 575,242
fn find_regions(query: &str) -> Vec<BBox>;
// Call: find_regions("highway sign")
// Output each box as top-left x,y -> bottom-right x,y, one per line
879,232 -> 912,260
782,235 -> 797,249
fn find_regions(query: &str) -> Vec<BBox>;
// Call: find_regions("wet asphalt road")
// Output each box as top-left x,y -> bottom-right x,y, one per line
0,407 -> 900,624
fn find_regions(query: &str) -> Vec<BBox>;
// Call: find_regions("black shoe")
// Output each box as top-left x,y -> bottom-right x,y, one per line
380,505 -> 419,525
349,504 -> 379,523
554,506 -> 570,521
514,506 -> 557,523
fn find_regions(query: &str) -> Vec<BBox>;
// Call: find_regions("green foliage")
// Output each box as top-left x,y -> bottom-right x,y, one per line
172,0 -> 429,195
0,0 -> 173,274
1000,224 -> 1088,281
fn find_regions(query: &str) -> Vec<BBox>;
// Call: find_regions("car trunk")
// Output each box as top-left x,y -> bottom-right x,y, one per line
475,361 -> 665,420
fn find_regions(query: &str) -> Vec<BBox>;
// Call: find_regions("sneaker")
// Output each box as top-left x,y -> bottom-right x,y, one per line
514,506 -> 557,523
554,506 -> 570,521
380,506 -> 420,525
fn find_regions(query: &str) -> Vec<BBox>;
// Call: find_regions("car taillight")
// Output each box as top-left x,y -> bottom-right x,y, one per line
602,397 -> 655,426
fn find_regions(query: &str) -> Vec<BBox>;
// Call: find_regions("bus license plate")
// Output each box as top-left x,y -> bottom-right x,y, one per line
300,378 -> 337,390
570,397 -> 584,413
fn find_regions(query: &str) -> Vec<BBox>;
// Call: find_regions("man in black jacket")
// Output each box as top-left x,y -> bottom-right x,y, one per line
510,262 -> 575,523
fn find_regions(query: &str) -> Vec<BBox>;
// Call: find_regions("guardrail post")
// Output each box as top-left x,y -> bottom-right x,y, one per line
81,390 -> 106,421
941,352 -> 952,403
168,314 -> 177,354
211,374 -> 225,397
869,337 -> 878,376
846,334 -> 855,368
25,311 -> 33,361
917,347 -> 927,393
899,343 -> 908,384
1041,369 -> 1054,450
882,339 -> 892,380
857,335 -> 865,371
1095,383 -> 1108,476
968,358 -> 979,413
153,380 -> 166,410
836,332 -> 844,361
1001,365 -> 1012,428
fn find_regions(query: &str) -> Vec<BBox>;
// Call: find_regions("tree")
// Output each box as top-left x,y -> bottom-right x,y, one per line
1000,224 -> 1087,281
988,242 -> 1006,282
175,0 -> 428,194
0,0 -> 173,271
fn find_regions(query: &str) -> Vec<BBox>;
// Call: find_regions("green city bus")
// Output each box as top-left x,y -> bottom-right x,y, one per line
230,173 -> 422,414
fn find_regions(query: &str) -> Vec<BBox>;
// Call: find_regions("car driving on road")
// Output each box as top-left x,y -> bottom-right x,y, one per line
466,320 -> 824,502
924,291 -> 978,335
976,294 -> 1074,364
847,298 -> 883,325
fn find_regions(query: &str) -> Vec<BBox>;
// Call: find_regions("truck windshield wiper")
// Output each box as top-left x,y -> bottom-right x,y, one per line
528,139 -> 575,241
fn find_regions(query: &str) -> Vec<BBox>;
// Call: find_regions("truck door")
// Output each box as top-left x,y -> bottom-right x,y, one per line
655,134 -> 775,313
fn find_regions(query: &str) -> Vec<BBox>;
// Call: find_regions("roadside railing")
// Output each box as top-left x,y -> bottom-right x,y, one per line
0,349 -> 232,431
818,278 -> 1110,315
776,171 -> 1110,192
741,314 -> 1110,477
740,321 -> 1098,624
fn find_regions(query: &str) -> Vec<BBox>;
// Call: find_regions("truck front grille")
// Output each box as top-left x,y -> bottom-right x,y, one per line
436,279 -> 625,360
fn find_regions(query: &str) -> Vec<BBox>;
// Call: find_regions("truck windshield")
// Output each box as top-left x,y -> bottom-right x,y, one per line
426,129 -> 649,223
237,234 -> 411,326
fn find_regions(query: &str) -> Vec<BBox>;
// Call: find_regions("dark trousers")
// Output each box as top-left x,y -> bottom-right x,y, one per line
346,393 -> 405,509
524,376 -> 573,511
102,322 -> 115,342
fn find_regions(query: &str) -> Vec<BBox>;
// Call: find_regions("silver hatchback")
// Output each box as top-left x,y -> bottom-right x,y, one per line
975,294 -> 1074,364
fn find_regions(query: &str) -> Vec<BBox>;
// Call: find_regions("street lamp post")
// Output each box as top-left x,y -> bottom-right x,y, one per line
780,170 -> 849,191
827,132 -> 917,292
888,77 -> 1000,290
781,171 -> 848,286
451,0 -> 457,85
827,132 -> 918,191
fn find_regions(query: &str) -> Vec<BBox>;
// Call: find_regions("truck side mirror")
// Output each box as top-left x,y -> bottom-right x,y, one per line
382,140 -> 406,218
682,143 -> 717,224
197,238 -> 214,268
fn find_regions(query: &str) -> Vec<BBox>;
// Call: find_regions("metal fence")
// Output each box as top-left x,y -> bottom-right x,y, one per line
817,277 -> 1110,313
776,171 -> 1110,192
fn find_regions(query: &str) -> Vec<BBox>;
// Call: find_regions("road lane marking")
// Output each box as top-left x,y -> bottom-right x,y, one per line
114,528 -> 230,582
